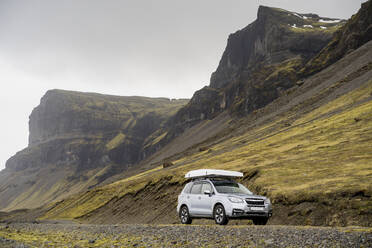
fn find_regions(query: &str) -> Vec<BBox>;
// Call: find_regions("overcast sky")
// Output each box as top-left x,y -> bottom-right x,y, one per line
0,0 -> 365,170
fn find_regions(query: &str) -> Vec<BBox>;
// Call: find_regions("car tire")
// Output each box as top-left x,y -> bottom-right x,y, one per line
214,204 -> 229,225
179,205 -> 192,224
252,217 -> 268,225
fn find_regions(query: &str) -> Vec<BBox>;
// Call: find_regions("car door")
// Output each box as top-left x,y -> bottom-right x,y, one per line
188,182 -> 202,215
199,182 -> 215,216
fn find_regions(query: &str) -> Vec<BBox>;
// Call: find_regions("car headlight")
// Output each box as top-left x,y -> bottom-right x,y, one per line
265,198 -> 271,204
228,196 -> 244,203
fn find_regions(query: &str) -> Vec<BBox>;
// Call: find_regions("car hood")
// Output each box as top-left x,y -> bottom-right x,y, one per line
225,193 -> 267,200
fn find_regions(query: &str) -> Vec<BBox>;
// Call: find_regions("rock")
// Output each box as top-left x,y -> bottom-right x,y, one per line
264,238 -> 274,245
166,5 -> 342,137
302,0 -> 372,76
198,146 -> 209,152
162,161 -> 174,168
0,90 -> 187,210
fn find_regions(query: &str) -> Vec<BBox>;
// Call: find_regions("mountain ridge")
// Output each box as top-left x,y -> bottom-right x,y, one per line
146,5 -> 345,156
0,90 -> 188,210
0,2 -> 371,227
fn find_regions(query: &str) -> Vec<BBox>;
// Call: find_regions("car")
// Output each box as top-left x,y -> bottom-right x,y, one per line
177,169 -> 272,225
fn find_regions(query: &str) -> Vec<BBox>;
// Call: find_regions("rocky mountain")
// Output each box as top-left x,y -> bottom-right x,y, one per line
0,90 -> 187,210
147,6 -> 346,150
32,1 -> 372,227
1,1 -> 371,227
302,0 -> 372,76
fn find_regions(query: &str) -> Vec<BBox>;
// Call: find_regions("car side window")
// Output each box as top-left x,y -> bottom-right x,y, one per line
190,183 -> 202,194
182,183 -> 192,194
201,183 -> 213,193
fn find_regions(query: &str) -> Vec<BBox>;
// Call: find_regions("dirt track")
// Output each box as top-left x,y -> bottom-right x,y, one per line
0,223 -> 371,247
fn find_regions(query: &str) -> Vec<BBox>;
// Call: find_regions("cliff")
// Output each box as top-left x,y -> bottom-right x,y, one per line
1,2 -> 372,227
36,1 -> 372,226
0,90 -> 187,210
148,6 -> 345,149
302,0 -> 372,75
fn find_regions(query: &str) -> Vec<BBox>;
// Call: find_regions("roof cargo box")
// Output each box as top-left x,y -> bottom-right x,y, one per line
185,169 -> 243,179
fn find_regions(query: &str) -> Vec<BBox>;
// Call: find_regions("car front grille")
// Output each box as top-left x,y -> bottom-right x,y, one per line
245,198 -> 264,206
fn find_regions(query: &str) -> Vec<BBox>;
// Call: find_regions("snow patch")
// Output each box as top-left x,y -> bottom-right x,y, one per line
320,26 -> 327,29
292,13 -> 302,18
319,19 -> 341,23
303,25 -> 313,28
302,16 -> 308,20
291,24 -> 297,28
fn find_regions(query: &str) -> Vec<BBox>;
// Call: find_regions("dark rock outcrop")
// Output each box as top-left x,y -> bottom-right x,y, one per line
156,6 -> 345,146
210,6 -> 339,89
2,2 -> 371,212
302,0 -> 372,75
0,90 -> 187,210
16,90 -> 188,169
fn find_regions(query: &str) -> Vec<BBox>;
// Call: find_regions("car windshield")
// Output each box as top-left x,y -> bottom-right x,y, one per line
212,180 -> 253,194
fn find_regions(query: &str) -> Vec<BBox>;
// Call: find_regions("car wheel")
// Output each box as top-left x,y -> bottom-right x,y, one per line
179,206 -> 192,224
252,217 -> 268,225
214,204 -> 228,225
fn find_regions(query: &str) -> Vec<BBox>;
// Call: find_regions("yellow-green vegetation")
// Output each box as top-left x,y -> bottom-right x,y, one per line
41,167 -> 161,220
55,89 -> 189,126
288,22 -> 344,33
144,131 -> 168,149
0,227 -> 149,248
1,224 -> 371,247
339,226 -> 372,233
265,58 -> 303,83
106,133 -> 126,150
41,78 -> 372,222
0,89 -> 189,212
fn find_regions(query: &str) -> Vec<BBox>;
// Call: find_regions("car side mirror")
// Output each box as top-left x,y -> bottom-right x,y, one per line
204,190 -> 212,196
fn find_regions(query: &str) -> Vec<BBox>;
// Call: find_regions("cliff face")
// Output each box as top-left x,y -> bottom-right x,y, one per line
0,90 -> 187,210
153,6 -> 345,146
302,0 -> 372,75
2,2 -> 371,214
34,1 -> 372,227
165,2 -> 372,140
210,6 -> 340,89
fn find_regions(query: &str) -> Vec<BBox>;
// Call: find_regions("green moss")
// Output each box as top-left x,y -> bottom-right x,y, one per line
40,80 -> 372,223
106,133 -> 126,150
148,131 -> 168,147
265,58 -> 302,83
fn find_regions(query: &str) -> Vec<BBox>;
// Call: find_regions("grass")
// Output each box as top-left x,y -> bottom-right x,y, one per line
2,89 -> 189,212
264,58 -> 303,83
106,133 -> 126,150
0,226 -> 149,248
40,78 -> 372,222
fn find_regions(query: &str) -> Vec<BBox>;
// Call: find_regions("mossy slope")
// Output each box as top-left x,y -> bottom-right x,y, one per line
40,41 -> 372,226
0,91 -> 188,211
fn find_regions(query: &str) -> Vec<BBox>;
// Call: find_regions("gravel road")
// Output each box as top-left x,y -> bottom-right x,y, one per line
0,223 -> 371,247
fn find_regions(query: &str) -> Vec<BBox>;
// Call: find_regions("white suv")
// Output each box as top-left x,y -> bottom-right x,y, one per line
177,170 -> 272,225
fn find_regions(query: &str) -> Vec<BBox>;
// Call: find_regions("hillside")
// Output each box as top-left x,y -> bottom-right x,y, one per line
144,5 -> 345,154
0,91 -> 187,211
1,1 -> 371,228
31,2 -> 372,226
39,40 -> 372,226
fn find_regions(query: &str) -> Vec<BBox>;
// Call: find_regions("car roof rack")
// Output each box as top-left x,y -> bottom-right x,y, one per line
191,177 -> 235,182
185,169 -> 243,180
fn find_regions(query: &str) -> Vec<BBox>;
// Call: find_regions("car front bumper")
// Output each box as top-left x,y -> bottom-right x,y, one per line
225,203 -> 272,218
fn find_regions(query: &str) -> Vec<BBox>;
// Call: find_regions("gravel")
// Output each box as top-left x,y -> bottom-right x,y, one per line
0,223 -> 371,247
